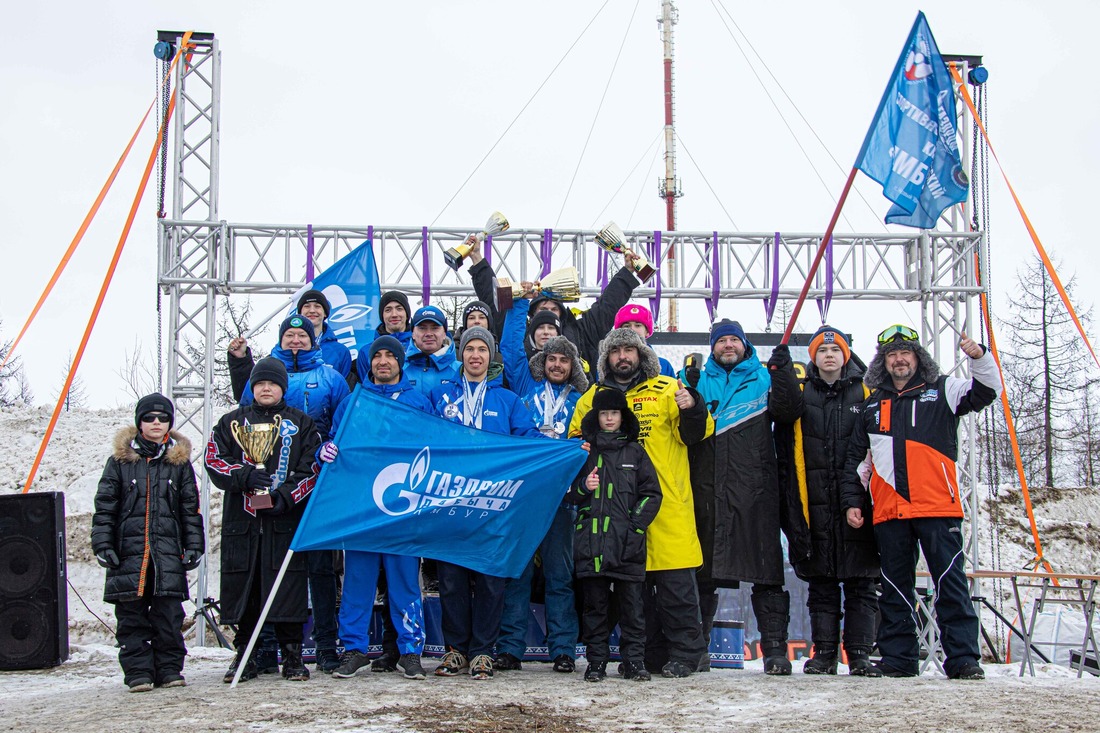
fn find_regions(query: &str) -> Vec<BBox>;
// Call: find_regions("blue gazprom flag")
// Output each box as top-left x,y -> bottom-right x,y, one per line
297,240 -> 380,359
855,12 -> 968,229
290,388 -> 589,578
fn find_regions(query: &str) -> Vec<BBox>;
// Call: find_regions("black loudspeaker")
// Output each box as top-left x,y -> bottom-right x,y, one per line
0,491 -> 69,670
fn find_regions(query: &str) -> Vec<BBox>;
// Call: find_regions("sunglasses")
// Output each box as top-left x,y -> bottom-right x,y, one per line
141,413 -> 171,424
877,324 -> 919,345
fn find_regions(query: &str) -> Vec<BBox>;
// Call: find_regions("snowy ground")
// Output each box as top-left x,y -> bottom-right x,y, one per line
2,407 -> 1100,731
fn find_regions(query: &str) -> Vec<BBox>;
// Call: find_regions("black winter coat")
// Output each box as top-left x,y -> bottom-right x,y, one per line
91,429 -> 204,603
777,361 -> 879,581
204,401 -> 321,624
570,417 -> 662,582
686,350 -> 806,588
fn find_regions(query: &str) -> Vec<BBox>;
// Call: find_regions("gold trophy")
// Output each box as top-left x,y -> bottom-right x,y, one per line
494,266 -> 582,312
230,416 -> 282,510
594,220 -> 656,282
443,211 -> 510,270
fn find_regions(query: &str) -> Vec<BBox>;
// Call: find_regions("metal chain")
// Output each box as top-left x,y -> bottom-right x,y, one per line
155,55 -> 169,393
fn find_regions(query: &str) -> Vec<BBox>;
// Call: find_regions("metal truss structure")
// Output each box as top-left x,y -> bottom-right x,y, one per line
156,31 -> 988,645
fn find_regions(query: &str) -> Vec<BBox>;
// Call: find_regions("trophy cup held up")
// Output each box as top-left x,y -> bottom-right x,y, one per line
594,220 -> 656,282
493,267 -> 582,312
443,211 -> 510,271
230,416 -> 282,510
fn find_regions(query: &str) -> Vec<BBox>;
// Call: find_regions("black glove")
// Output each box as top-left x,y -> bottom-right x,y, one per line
767,343 -> 792,371
245,469 -> 274,492
262,491 -> 289,516
182,550 -> 203,571
96,549 -> 120,569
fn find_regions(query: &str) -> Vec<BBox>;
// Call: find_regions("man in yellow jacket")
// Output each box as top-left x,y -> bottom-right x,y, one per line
570,327 -> 714,677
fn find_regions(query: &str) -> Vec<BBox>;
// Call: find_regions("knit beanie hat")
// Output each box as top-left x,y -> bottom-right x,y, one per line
592,386 -> 629,413
279,314 -> 317,349
710,319 -> 747,350
380,291 -> 412,323
135,392 -> 175,429
808,325 -> 851,363
459,326 -> 496,358
297,289 -> 330,318
528,309 -> 562,338
614,303 -> 654,337
462,300 -> 495,332
368,335 -> 406,373
250,357 -> 289,394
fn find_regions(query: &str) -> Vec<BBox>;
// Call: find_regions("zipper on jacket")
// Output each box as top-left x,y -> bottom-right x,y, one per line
941,462 -> 956,503
911,401 -> 917,428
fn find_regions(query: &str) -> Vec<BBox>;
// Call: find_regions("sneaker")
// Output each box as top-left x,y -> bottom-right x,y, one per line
223,650 -> 258,684
254,647 -> 280,675
620,660 -> 651,681
493,652 -> 523,671
552,654 -> 576,673
803,653 -> 838,675
159,673 -> 187,688
398,653 -> 427,680
316,648 -> 341,674
869,661 -> 917,678
948,662 -> 985,680
128,679 -> 154,693
434,650 -> 469,677
469,654 -> 494,681
764,655 -> 793,676
332,650 -> 372,679
371,651 -> 400,673
584,661 -> 607,682
661,660 -> 694,678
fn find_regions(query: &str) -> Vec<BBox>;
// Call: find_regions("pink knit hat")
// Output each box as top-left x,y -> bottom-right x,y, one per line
614,303 -> 654,337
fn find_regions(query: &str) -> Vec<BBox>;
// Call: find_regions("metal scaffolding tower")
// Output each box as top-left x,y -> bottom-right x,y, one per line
155,32 -> 989,646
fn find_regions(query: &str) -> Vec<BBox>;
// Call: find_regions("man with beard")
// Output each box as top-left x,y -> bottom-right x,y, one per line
494,296 -> 590,673
569,328 -> 714,678
683,319 -> 803,676
841,325 -> 998,680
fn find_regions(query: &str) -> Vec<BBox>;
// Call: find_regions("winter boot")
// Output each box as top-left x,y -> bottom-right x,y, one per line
752,585 -> 792,676
253,646 -> 280,675
803,645 -> 839,675
698,588 -> 719,673
804,609 -> 841,675
845,647 -> 882,677
223,647 -> 258,684
280,643 -> 311,681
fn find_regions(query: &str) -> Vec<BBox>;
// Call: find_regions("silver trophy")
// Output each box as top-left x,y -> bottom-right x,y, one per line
594,220 -> 656,282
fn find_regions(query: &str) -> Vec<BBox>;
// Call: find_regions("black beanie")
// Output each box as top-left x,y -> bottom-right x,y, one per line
297,289 -> 331,318
462,300 -> 495,333
135,393 -> 175,429
279,314 -> 317,349
527,309 -> 562,340
379,291 -> 412,324
250,357 -> 289,394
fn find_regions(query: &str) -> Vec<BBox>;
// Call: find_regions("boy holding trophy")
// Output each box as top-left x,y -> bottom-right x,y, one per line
205,357 -> 322,684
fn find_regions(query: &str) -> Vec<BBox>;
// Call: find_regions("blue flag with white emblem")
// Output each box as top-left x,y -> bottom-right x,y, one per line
855,12 -> 968,229
297,240 -> 380,359
290,388 -> 589,578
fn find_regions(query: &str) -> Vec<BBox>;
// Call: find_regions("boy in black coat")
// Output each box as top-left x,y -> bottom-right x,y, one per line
571,388 -> 662,682
92,393 -> 205,692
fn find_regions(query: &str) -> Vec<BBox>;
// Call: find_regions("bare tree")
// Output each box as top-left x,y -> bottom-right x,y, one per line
999,254 -> 1094,488
116,338 -> 161,402
183,296 -> 268,407
53,352 -> 88,412
0,320 -> 33,409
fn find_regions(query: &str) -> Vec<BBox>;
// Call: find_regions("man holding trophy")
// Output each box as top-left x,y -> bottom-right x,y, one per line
205,357 -> 323,684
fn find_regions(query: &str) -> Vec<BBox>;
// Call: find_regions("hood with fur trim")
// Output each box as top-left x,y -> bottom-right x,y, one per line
112,427 -> 192,465
864,341 -> 940,391
596,327 -> 660,384
529,336 -> 590,393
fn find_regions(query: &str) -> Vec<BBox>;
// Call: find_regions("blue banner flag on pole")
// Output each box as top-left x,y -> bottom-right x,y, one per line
855,12 -> 968,229
290,388 -> 589,578
295,239 -> 380,359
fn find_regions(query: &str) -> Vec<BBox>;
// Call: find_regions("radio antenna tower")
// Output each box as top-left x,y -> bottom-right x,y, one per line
658,0 -> 684,330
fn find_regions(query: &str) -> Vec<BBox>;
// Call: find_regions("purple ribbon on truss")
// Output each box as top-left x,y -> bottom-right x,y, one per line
706,231 -> 720,322
306,224 -> 315,282
763,232 -> 781,327
484,232 -> 493,267
647,231 -> 662,322
596,239 -> 609,289
421,226 -> 431,305
815,236 -> 834,323
540,229 -> 553,279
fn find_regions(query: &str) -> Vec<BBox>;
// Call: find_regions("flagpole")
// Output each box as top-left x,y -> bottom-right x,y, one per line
780,167 -> 859,344
230,549 -> 295,689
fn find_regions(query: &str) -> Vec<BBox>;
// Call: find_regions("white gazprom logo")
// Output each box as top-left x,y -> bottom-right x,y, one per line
371,446 -> 524,517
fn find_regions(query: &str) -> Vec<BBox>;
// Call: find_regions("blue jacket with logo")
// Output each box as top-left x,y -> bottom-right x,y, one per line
241,345 -> 350,438
328,375 -> 433,442
405,339 -> 461,397
317,326 -> 353,378
430,367 -> 542,438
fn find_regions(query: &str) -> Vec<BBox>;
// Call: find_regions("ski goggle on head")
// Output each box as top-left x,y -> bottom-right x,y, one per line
877,324 -> 919,346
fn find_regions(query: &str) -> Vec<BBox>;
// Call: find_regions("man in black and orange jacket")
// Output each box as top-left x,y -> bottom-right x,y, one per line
840,325 -> 999,680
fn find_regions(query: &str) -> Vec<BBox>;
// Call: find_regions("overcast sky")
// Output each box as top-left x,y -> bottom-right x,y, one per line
3,1 -> 1097,408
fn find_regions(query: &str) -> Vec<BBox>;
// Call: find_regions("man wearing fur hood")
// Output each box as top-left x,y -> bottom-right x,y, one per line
840,325 -> 1000,680
92,393 -> 204,691
495,331 -> 590,674
569,327 -> 714,678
